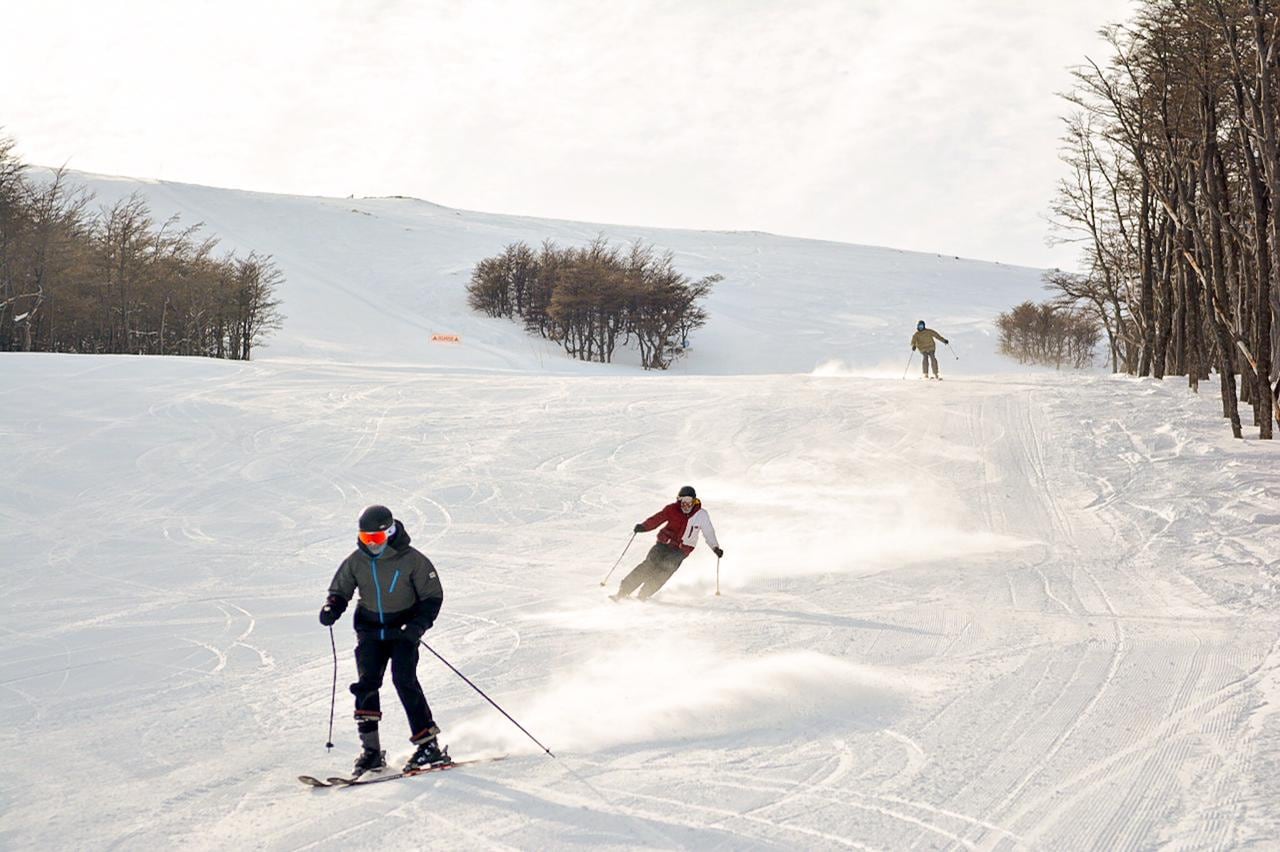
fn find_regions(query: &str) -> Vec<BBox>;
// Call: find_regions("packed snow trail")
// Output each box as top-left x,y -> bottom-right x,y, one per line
2,354 -> 1278,849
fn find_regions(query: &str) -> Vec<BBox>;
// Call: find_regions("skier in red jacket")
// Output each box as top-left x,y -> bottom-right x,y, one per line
611,485 -> 723,601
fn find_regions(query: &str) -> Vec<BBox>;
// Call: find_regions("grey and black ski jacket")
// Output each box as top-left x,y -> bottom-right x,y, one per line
327,522 -> 442,640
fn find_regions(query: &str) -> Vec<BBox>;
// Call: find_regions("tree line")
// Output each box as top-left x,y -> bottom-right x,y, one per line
1050,0 -> 1280,438
468,237 -> 720,370
997,300 -> 1101,369
0,135 -> 284,359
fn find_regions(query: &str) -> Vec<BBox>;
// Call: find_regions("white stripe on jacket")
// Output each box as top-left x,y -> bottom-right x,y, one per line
681,508 -> 719,550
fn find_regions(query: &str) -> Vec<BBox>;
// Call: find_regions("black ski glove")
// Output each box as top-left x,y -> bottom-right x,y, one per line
319,594 -> 347,626
943,338 -> 950,344
399,622 -> 427,642
713,547 -> 724,558
633,523 -> 646,533
911,345 -> 916,352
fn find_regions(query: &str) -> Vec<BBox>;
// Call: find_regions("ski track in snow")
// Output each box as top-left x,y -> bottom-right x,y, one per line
3,355 -> 1280,850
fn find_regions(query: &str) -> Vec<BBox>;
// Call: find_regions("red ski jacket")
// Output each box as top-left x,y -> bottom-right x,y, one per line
639,501 -> 720,555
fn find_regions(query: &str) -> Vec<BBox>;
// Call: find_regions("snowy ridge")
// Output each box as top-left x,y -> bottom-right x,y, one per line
2,173 -> 1279,849
48,169 -> 1045,375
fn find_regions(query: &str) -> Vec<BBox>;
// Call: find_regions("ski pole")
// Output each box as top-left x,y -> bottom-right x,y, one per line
420,639 -> 556,758
599,531 -> 636,587
946,342 -> 959,360
325,626 -> 337,750
715,555 -> 721,596
902,351 -> 914,380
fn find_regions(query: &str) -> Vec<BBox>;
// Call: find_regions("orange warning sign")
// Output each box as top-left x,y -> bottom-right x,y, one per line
431,334 -> 461,344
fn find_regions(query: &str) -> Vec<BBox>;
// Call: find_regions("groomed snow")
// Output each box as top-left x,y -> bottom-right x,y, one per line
1,175 -> 1278,850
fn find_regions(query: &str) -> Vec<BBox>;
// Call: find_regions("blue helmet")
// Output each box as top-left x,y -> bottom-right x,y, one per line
917,320 -> 926,331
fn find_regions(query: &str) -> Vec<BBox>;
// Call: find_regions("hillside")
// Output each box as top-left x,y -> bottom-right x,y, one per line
3,174 -> 1278,850
59,170 -> 1046,375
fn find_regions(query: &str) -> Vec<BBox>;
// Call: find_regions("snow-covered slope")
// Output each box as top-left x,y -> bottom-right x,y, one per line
58,170 -> 1045,375
3,175 -> 1278,850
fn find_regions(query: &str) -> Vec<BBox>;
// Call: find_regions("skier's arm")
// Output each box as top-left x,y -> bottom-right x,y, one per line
319,560 -> 354,625
931,329 -> 949,344
697,511 -> 721,551
328,559 -> 356,601
637,507 -> 668,533
405,556 -> 443,636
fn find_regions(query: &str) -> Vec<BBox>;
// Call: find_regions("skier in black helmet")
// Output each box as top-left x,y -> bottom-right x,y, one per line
910,320 -> 949,380
318,505 -> 449,776
611,485 -> 722,601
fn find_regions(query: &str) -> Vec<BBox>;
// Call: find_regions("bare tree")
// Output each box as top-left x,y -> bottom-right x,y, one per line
0,135 -> 285,360
1051,0 -> 1280,437
997,300 -> 1099,368
468,236 -> 718,369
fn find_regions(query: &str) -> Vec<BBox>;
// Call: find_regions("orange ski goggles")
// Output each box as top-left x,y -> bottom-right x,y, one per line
358,527 -> 392,546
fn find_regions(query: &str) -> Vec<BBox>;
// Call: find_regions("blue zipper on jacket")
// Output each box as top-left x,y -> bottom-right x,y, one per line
388,570 -> 400,595
371,557 -> 386,640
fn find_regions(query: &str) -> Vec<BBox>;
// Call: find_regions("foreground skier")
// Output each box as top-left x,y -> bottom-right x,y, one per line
319,505 -> 449,776
910,319 -> 949,379
611,486 -> 723,601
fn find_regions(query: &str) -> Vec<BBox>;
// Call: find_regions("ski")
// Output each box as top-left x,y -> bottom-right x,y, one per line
331,756 -> 506,787
299,767 -> 381,787
303,756 -> 506,788
298,775 -> 333,787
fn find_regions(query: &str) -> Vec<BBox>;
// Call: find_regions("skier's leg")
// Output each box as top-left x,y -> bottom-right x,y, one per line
616,545 -> 664,598
351,635 -> 391,710
635,565 -> 672,599
921,353 -> 930,376
389,638 -> 436,740
351,635 -> 391,760
615,563 -> 649,598
390,641 -> 448,770
930,352 -> 940,377
637,549 -> 686,599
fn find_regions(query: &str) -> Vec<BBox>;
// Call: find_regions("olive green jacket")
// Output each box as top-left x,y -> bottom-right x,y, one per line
911,328 -> 947,353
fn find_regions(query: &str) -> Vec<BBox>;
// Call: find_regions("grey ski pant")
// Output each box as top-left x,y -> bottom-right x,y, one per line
920,351 -> 939,377
617,543 -> 687,600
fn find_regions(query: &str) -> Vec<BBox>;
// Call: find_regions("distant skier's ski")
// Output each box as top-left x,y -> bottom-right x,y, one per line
301,756 -> 506,789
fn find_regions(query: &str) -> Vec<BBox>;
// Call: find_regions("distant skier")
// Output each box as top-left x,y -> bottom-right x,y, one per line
318,505 -> 449,775
611,486 -> 723,601
911,320 -> 949,379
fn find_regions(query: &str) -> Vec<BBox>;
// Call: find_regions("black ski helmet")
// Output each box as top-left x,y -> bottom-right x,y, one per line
917,320 -> 926,331
358,504 -> 394,532
677,485 -> 697,499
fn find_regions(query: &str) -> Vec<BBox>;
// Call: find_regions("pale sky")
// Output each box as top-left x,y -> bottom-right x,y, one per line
3,0 -> 1134,270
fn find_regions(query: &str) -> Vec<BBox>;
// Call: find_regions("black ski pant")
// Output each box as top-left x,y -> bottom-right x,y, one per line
617,543 -> 687,600
920,350 -> 939,377
351,633 -> 435,741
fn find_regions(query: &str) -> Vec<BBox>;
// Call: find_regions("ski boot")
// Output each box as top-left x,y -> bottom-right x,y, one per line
403,736 -> 452,773
353,747 -> 387,775
352,720 -> 386,776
